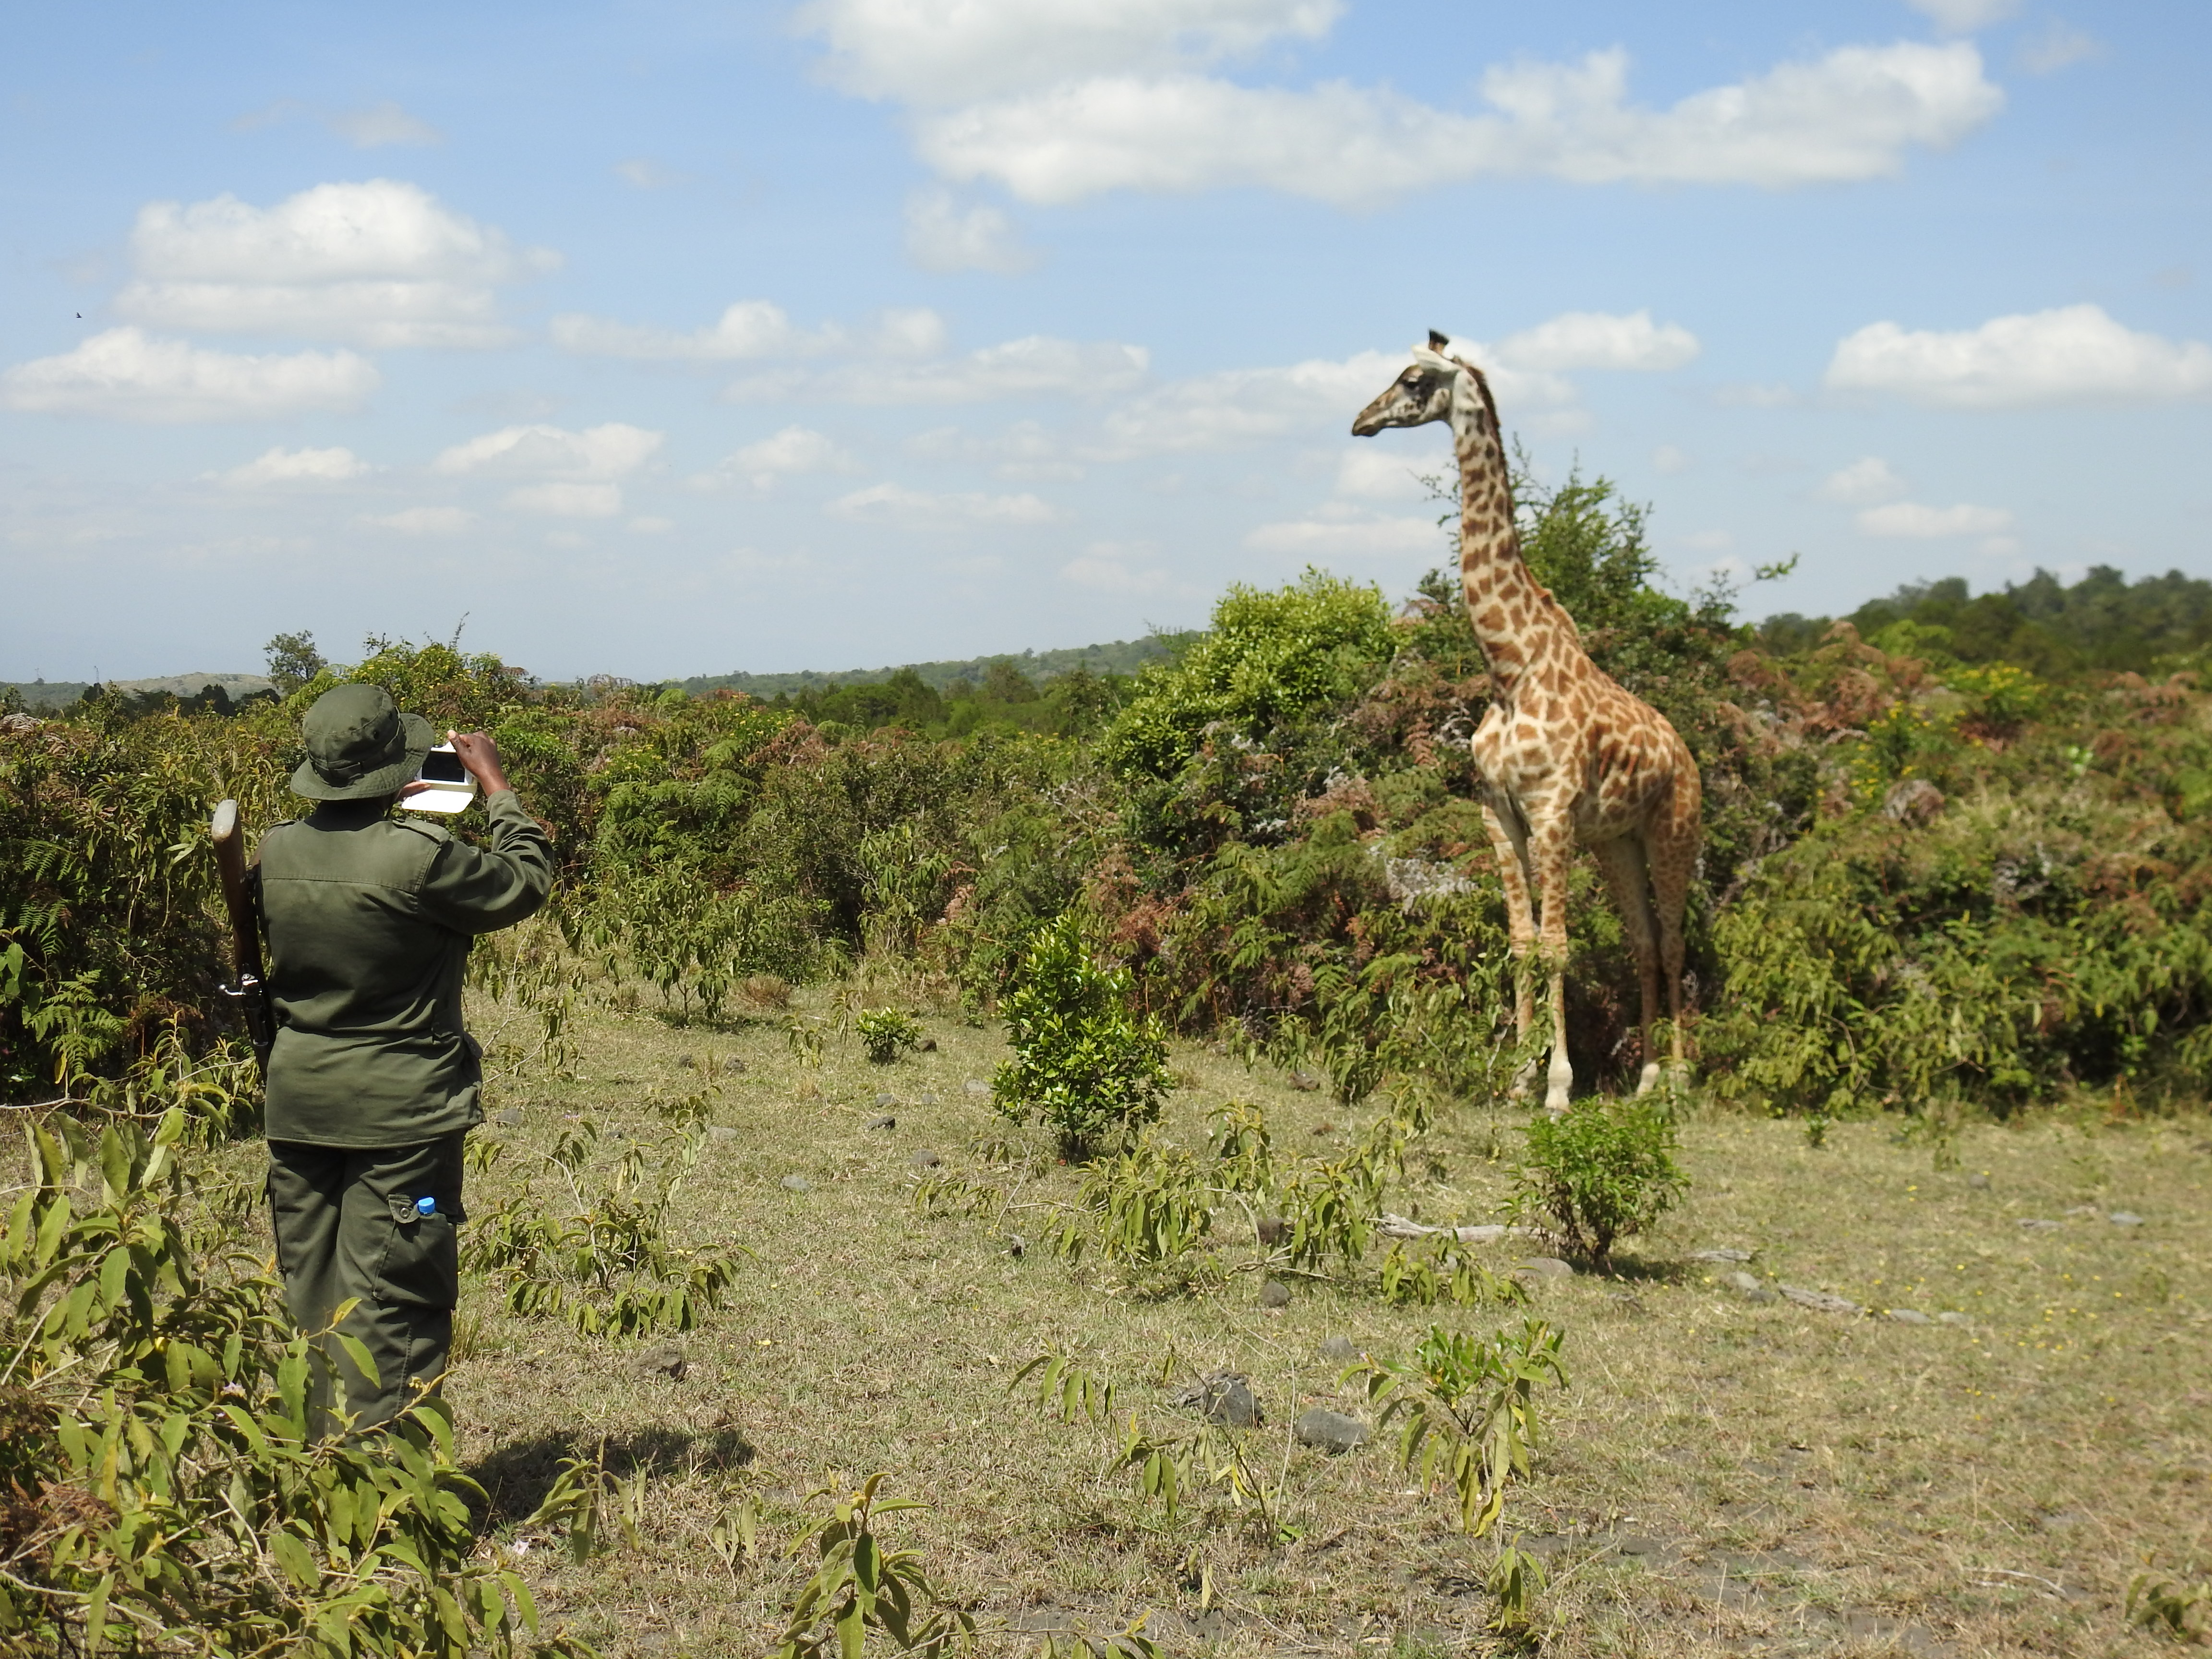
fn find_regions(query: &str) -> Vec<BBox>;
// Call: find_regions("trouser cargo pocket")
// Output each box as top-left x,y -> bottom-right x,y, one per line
374,1193 -> 463,1310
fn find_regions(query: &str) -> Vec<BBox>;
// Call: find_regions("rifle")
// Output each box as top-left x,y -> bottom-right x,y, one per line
210,799 -> 276,1079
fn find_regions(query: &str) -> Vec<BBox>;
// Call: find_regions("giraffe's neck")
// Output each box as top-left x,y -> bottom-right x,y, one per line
1451,380 -> 1577,701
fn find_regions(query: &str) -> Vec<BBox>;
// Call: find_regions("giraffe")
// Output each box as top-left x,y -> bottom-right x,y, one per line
1352,332 -> 1701,1112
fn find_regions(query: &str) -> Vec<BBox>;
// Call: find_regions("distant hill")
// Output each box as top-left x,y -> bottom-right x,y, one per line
1757,565 -> 2212,676
670,636 -> 1179,699
2,673 -> 275,713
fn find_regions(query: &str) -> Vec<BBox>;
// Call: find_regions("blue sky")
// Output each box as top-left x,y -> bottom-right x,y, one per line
4,0 -> 2207,681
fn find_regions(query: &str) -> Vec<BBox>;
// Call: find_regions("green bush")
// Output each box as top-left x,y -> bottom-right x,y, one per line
855,1008 -> 925,1064
1510,1100 -> 1687,1272
991,914 -> 1173,1157
0,1109 -> 594,1655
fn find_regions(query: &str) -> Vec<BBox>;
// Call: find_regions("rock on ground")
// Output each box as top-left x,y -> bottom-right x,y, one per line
1779,1284 -> 1860,1314
626,1341 -> 687,1380
1294,1408 -> 1370,1453
1171,1371 -> 1264,1429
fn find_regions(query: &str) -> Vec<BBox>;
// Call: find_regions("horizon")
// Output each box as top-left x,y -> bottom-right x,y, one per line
4,1 -> 2208,683
2,558 -> 2199,691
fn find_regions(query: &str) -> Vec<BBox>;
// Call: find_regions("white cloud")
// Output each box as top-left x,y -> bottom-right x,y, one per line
798,0 -> 1341,105
1714,381 -> 1801,407
629,516 -> 676,534
326,102 -> 443,147
551,301 -> 949,362
506,482 -> 624,518
2018,22 -> 2101,73
1857,500 -> 2013,538
915,44 -> 2001,205
613,158 -> 684,190
1102,349 -> 1400,454
1492,309 -> 1699,372
1652,444 -> 1692,474
824,482 -> 1061,527
553,300 -> 822,361
231,98 -> 307,132
715,426 -> 860,491
211,445 -> 373,486
432,422 -> 663,480
1061,546 -> 1182,595
1905,0 -> 2018,33
1101,340 -> 1579,458
1817,456 -> 1909,504
905,187 -> 1037,274
730,335 -> 1147,404
115,180 -> 557,349
368,506 -> 476,536
1826,304 -> 2212,408
1334,447 -> 1435,501
1244,503 -> 1442,558
0,327 -> 378,421
908,421 -> 1085,479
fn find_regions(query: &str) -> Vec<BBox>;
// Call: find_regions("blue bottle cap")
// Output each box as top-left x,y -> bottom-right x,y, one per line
415,1195 -> 437,1217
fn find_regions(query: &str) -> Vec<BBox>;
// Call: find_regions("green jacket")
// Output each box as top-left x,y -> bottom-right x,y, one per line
259,791 -> 554,1146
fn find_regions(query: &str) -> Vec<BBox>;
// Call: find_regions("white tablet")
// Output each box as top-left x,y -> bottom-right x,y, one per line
404,743 -> 478,814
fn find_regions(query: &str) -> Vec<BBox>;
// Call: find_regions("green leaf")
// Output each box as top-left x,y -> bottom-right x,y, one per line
270,1527 -> 321,1590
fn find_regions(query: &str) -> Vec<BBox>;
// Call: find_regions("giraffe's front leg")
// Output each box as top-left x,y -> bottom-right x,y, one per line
1479,799 -> 1538,1097
1527,811 -> 1577,1115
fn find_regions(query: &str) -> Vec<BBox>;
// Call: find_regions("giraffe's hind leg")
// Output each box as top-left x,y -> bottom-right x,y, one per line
1646,763 -> 1703,1084
1592,834 -> 1663,1094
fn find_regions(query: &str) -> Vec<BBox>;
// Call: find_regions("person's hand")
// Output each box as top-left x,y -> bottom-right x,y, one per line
446,730 -> 513,795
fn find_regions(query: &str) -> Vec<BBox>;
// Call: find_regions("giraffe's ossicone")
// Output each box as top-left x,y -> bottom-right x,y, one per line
1353,332 -> 1702,1112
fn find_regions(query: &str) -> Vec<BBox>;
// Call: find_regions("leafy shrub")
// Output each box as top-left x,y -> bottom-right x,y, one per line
589,868 -> 840,1021
2128,1569 -> 2209,1641
855,1008 -> 925,1063
1357,1320 -> 1569,1537
0,1109 -> 593,1655
1379,1239 -> 1529,1310
771,1475 -> 974,1659
1104,570 -> 1397,788
991,915 -> 1172,1157
1065,1135 -> 1214,1265
1701,773 -> 2212,1112
1510,1100 -> 1686,1272
463,1119 -> 749,1336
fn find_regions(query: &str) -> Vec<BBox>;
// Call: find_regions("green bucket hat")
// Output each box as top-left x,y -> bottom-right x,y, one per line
291,683 -> 435,801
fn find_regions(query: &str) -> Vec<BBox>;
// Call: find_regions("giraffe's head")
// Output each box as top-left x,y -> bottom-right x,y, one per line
1351,329 -> 1480,437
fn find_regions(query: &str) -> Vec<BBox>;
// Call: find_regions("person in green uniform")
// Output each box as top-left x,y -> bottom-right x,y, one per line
259,682 -> 553,1431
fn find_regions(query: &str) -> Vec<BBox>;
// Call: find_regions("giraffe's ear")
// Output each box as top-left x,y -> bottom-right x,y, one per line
1427,329 -> 1450,352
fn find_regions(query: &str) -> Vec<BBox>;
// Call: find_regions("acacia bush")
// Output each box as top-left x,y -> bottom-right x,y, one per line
7,549 -> 2211,1117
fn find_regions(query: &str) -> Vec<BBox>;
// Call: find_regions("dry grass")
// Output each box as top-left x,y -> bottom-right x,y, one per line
198,978 -> 2212,1657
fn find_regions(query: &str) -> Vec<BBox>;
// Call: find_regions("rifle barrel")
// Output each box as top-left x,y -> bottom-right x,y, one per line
211,798 -> 275,1074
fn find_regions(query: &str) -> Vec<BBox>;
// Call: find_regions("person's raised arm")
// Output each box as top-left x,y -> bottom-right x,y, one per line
413,730 -> 553,933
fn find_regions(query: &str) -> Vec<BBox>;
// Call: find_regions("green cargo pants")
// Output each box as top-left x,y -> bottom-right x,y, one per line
266,1135 -> 466,1433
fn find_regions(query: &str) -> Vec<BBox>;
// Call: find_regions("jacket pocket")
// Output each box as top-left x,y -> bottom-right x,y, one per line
374,1194 -> 460,1310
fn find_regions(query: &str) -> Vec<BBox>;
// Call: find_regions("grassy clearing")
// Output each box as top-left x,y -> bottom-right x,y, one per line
192,985 -> 2212,1657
